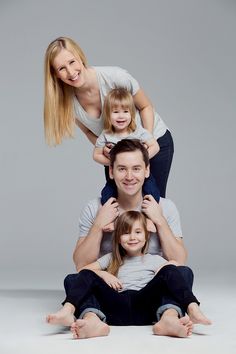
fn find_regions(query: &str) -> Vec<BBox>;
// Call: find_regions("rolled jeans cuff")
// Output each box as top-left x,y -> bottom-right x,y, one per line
79,307 -> 107,322
156,304 -> 183,322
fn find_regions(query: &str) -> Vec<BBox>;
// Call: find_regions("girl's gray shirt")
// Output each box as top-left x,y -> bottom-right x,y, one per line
97,253 -> 167,291
95,125 -> 153,148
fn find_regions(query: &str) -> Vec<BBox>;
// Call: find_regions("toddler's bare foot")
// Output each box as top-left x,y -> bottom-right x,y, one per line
153,310 -> 193,338
46,303 -> 75,326
187,302 -> 212,325
71,312 -> 110,339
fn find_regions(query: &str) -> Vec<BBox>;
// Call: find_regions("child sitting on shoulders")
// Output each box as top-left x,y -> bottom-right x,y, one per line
93,88 -> 161,205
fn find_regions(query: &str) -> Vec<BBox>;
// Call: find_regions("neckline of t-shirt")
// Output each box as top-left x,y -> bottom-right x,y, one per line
74,66 -> 103,121
125,254 -> 145,261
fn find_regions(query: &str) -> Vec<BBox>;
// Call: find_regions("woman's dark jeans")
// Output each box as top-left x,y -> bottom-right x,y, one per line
150,129 -> 174,198
63,265 -> 198,326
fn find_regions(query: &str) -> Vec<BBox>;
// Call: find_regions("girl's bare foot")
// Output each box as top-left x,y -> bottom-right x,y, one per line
153,309 -> 193,338
71,312 -> 110,339
187,302 -> 212,325
46,303 -> 75,326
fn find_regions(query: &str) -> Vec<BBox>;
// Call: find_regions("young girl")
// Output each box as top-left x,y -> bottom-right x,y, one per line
93,88 -> 161,205
47,211 -> 211,338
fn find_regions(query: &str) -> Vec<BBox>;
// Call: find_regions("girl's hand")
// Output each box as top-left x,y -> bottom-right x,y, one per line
100,271 -> 123,291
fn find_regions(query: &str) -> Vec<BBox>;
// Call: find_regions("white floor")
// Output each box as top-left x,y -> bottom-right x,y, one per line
1,276 -> 236,354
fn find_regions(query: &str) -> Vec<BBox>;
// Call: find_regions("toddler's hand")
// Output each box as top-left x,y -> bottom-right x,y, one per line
103,143 -> 115,158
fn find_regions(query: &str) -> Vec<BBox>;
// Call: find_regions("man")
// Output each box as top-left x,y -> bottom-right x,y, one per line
72,139 -> 192,338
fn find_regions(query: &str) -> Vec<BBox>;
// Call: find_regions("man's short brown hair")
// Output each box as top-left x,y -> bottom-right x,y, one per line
109,139 -> 149,167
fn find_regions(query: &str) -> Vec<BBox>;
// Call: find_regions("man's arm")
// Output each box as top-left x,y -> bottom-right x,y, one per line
141,195 -> 187,264
73,198 -> 119,270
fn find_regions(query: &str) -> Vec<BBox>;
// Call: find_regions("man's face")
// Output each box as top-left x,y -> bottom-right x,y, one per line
109,150 -> 150,197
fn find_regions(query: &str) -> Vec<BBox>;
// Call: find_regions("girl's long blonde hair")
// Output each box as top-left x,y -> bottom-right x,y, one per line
107,211 -> 149,276
44,37 -> 88,146
103,88 -> 136,134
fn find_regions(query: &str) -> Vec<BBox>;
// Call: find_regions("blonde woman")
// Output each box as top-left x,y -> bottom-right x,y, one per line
44,37 -> 174,197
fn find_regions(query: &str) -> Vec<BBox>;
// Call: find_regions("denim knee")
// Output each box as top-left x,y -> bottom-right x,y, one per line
177,266 -> 194,287
78,269 -> 96,277
64,273 -> 78,288
64,269 -> 96,288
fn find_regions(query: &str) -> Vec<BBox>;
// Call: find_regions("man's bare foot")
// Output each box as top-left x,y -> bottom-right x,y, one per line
187,302 -> 212,325
153,309 -> 193,338
46,303 -> 75,326
71,312 -> 110,339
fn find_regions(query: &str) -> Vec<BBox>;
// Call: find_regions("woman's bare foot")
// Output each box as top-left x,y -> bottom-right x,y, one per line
187,302 -> 212,325
153,309 -> 193,338
46,303 -> 75,326
71,312 -> 110,339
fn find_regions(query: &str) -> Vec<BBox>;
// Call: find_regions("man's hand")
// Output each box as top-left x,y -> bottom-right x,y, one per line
95,198 -> 119,230
141,195 -> 165,226
103,222 -> 115,232
99,271 -> 123,291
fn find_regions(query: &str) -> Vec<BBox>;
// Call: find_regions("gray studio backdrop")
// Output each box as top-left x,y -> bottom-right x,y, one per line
0,0 -> 235,289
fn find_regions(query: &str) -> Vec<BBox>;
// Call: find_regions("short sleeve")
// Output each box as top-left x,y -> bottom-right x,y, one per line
97,253 -> 112,270
78,198 -> 100,239
153,255 -> 167,268
160,198 -> 183,238
137,126 -> 154,142
95,132 -> 107,148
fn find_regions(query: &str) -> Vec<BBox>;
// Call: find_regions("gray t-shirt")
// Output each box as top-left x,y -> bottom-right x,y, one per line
73,66 -> 168,139
95,125 -> 153,148
97,253 -> 166,291
78,197 -> 182,258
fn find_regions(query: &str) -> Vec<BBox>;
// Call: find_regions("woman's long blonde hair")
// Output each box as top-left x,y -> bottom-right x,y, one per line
44,37 -> 88,145
107,211 -> 149,276
103,88 -> 136,134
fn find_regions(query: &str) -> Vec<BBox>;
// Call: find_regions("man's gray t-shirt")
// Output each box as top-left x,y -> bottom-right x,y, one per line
73,66 -> 168,139
95,125 -> 153,148
78,197 -> 182,258
97,253 -> 166,291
